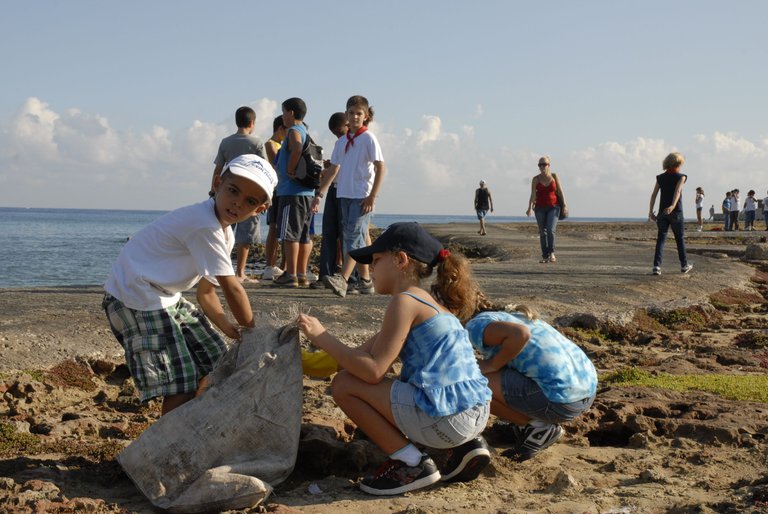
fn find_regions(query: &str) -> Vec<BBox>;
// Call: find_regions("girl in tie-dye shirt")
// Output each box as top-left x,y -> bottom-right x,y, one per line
435,282 -> 597,462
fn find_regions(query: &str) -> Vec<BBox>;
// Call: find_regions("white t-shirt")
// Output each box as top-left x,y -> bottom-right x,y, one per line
730,195 -> 740,211
330,131 -> 384,199
105,199 -> 235,311
745,196 -> 757,211
695,193 -> 704,209
763,197 -> 768,211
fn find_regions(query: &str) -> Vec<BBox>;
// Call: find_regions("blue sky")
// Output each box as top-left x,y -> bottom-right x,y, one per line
1,1 -> 767,217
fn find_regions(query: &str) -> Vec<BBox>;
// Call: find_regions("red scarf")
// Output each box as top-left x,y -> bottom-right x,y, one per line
345,126 -> 368,153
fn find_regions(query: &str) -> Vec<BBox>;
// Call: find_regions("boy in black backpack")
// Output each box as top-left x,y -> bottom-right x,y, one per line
273,98 -> 316,287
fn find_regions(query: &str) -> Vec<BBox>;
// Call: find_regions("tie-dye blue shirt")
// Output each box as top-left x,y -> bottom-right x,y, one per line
465,311 -> 597,403
399,293 -> 491,417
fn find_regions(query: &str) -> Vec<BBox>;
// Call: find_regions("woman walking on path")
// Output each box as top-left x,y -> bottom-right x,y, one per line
526,156 -> 568,263
648,152 -> 692,276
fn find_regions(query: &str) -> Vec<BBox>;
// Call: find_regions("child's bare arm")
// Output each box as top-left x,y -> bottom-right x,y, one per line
310,164 -> 340,213
648,182 -> 660,220
298,295 -> 412,383
362,161 -> 386,214
196,278 -> 240,339
217,275 -> 255,328
285,129 -> 303,178
478,321 -> 531,374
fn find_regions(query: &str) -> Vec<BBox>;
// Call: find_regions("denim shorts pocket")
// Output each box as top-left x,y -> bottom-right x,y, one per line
127,334 -> 174,391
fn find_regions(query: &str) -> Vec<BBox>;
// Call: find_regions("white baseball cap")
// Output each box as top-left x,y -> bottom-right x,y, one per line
225,154 -> 278,200
479,179 -> 486,185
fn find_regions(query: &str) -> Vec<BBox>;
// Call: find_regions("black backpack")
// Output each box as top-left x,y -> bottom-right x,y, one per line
293,134 -> 323,189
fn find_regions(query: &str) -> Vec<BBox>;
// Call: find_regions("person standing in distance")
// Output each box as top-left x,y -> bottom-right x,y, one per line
474,180 -> 493,236
648,152 -> 693,275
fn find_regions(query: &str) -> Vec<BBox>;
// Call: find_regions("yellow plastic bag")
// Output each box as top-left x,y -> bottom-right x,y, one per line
301,349 -> 338,378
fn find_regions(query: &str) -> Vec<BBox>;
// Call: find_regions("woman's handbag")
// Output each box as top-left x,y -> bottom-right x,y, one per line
552,173 -> 568,220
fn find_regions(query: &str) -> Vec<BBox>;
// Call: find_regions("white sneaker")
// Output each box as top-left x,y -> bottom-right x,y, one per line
681,263 -> 693,274
305,270 -> 318,282
261,266 -> 283,281
652,267 -> 661,275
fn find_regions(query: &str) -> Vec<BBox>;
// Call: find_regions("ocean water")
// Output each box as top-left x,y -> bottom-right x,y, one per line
0,207 -> 641,288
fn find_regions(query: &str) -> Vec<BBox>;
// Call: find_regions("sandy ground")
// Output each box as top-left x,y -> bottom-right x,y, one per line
2,221 -> 768,513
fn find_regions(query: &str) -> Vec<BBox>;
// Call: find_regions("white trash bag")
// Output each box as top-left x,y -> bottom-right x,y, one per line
118,320 -> 303,513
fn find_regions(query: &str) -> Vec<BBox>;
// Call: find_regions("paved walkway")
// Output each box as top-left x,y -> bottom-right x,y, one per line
426,222 -> 756,320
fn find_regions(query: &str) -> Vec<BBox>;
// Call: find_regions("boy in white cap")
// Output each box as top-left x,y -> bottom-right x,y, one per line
103,154 -> 277,415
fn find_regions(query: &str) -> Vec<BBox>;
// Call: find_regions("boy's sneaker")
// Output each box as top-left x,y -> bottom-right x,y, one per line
309,277 -> 327,289
440,436 -> 491,483
681,263 -> 693,274
261,266 -> 283,281
652,267 -> 661,276
272,273 -> 298,288
358,455 -> 441,496
501,423 -> 564,462
326,274 -> 348,298
356,278 -> 375,295
306,270 -> 318,282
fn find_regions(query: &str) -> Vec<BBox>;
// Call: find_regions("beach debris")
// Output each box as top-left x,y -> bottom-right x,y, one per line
117,319 -> 303,513
545,470 -> 582,494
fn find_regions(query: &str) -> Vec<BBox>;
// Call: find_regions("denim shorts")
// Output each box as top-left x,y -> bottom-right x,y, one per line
501,368 -> 594,424
390,380 -> 490,449
338,197 -> 373,256
476,209 -> 488,220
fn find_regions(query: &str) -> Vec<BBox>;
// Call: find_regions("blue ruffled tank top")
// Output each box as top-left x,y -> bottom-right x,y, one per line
398,292 -> 491,417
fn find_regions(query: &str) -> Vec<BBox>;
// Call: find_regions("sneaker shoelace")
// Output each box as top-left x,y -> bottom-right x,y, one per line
371,459 -> 402,480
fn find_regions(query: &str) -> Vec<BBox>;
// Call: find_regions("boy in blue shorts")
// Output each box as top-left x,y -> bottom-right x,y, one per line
103,154 -> 277,415
273,97 -> 316,287
312,95 -> 386,297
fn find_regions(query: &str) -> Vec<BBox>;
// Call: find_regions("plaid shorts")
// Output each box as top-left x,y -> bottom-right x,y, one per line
102,293 -> 228,402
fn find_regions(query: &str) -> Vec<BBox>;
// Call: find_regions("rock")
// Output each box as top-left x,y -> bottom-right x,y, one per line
8,420 -> 31,434
0,477 -> 18,491
545,470 -> 582,494
402,504 -> 430,514
639,468 -> 669,483
555,312 -> 599,329
262,504 -> 303,514
746,244 -> 768,261
89,359 -> 116,377
68,497 -> 110,512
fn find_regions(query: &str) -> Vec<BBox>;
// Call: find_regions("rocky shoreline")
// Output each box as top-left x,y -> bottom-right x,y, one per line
2,222 -> 768,513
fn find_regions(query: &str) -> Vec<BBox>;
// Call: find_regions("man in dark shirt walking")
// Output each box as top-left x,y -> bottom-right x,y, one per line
474,180 -> 494,236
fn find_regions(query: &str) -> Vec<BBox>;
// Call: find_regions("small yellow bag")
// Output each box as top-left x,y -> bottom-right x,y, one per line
300,349 -> 338,378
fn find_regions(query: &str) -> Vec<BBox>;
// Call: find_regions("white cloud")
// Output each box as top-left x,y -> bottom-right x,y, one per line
1,97 -> 767,218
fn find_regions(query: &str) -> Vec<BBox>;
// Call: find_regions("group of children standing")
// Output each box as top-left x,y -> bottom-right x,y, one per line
102,95 -> 598,496
721,189 -> 768,232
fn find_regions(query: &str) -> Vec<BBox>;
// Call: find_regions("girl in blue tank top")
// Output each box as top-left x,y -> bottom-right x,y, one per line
298,222 -> 492,496
433,276 -> 598,463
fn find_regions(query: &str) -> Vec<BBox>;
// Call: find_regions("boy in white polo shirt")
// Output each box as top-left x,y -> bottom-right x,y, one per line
103,154 -> 277,415
312,95 -> 386,297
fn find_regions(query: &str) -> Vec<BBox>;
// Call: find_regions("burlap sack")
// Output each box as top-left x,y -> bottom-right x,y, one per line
118,320 -> 302,513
